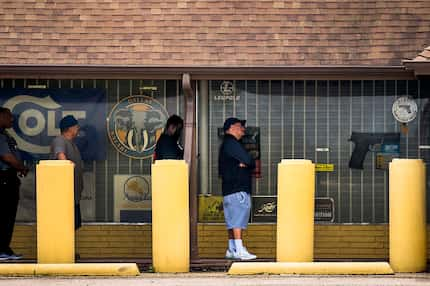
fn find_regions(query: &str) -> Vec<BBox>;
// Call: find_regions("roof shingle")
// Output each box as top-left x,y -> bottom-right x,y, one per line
410,46 -> 430,62
0,0 -> 429,66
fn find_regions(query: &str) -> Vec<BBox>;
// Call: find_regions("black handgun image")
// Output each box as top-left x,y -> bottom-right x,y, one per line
349,132 -> 400,169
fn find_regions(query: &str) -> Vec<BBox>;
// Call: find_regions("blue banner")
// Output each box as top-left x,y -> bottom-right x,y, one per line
0,88 -> 106,161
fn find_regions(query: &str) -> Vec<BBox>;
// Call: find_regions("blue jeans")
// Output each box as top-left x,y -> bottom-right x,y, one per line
223,191 -> 251,229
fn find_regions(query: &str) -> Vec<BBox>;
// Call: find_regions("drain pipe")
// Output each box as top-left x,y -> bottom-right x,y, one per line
199,80 -> 209,195
182,73 -> 198,260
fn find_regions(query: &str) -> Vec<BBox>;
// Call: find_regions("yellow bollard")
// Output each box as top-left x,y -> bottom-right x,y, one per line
151,160 -> 189,272
36,160 -> 75,264
277,159 -> 315,262
389,159 -> 427,272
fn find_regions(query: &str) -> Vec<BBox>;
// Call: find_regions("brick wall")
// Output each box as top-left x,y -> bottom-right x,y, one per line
11,224 -> 152,259
76,225 -> 152,258
198,224 -> 389,259
11,224 -> 36,259
10,224 -> 429,260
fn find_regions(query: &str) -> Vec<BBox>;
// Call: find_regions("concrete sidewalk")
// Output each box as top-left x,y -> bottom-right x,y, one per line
0,273 -> 429,286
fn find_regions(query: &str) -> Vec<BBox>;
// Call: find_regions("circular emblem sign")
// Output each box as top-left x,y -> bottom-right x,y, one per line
107,96 -> 168,159
124,175 -> 151,202
220,81 -> 234,96
392,96 -> 418,123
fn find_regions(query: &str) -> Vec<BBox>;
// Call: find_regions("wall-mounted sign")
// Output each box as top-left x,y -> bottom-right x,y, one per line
315,164 -> 334,172
316,147 -> 330,152
252,196 -> 277,222
392,96 -> 418,123
314,197 -> 335,222
220,81 -> 234,96
251,196 -> 335,223
376,143 -> 400,170
198,195 -> 224,222
214,81 -> 240,101
140,86 -> 158,91
114,174 -> 152,223
107,96 -> 168,159
0,88 -> 106,161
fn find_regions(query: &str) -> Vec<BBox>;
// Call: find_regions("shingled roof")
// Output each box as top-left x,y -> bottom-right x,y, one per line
403,46 -> 430,76
0,0 -> 429,67
409,46 -> 430,62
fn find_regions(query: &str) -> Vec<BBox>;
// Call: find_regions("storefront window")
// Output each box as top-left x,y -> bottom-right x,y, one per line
203,80 -> 430,223
1,78 -> 429,224
0,79 -> 183,223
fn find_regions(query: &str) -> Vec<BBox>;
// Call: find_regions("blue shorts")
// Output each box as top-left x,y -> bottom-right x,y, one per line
223,191 -> 251,229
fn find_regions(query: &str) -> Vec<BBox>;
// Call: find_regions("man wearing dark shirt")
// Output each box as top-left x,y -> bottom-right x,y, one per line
0,107 -> 28,260
219,117 -> 256,260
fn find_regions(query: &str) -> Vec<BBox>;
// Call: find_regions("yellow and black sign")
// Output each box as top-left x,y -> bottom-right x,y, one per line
376,153 -> 397,170
140,86 -> 158,91
198,195 -> 224,222
315,164 -> 334,172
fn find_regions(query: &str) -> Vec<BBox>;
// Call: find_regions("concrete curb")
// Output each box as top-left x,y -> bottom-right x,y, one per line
228,262 -> 394,275
0,263 -> 140,276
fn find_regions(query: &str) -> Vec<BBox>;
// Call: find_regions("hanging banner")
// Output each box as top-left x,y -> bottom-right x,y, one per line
0,88 -> 106,161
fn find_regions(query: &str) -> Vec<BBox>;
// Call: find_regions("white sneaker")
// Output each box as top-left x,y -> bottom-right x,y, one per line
233,248 -> 257,260
225,249 -> 235,259
7,253 -> 22,260
0,253 -> 9,261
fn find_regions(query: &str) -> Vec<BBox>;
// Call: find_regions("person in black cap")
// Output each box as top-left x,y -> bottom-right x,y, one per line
50,115 -> 83,232
219,117 -> 256,260
154,115 -> 184,161
0,107 -> 28,260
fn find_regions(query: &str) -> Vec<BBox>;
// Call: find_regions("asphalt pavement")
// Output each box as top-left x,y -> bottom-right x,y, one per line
0,272 -> 429,286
